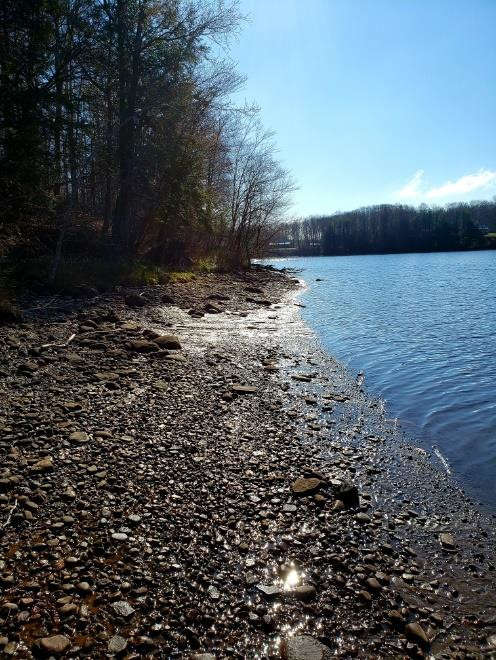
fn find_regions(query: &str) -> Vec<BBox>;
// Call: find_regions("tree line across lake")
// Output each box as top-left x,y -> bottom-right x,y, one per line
281,201 -> 496,257
0,0 -> 294,291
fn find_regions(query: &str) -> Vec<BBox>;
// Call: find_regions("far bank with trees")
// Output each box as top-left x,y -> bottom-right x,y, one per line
278,200 -> 496,257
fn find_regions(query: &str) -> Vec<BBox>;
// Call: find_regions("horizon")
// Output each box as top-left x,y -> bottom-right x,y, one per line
231,0 -> 496,217
288,196 -> 496,220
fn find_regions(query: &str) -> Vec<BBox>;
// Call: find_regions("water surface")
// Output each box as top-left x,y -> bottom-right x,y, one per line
267,251 -> 496,508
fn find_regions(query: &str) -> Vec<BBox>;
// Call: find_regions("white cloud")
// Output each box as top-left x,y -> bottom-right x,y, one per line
426,169 -> 496,199
393,169 -> 424,200
393,168 -> 496,203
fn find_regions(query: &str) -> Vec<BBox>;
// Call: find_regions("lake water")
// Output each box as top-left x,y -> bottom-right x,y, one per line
267,251 -> 496,508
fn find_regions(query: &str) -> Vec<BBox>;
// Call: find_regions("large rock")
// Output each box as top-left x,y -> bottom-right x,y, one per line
405,622 -> 429,645
39,635 -> 71,654
188,309 -> 205,318
124,293 -> 147,308
204,302 -> 223,314
128,340 -> 158,353
154,335 -> 182,350
334,483 -> 359,508
291,477 -> 322,496
281,635 -> 331,660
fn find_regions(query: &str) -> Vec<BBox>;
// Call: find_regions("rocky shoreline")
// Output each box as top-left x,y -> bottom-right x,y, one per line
1,268 -> 495,658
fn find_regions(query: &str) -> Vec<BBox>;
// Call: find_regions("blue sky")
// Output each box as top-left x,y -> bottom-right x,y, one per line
229,0 -> 496,216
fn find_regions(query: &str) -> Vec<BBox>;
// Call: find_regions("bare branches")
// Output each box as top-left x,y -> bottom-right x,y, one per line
1,0 -> 293,272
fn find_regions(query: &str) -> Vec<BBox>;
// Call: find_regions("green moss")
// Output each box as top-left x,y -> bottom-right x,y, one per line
167,271 -> 197,283
194,256 -> 218,273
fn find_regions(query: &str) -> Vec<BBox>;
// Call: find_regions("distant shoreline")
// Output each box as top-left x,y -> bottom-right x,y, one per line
266,245 -> 496,259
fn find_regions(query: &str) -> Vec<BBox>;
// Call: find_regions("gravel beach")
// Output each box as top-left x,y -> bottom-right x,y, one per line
1,268 -> 495,658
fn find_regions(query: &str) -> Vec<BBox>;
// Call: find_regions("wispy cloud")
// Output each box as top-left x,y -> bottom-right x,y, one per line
394,169 -> 425,200
393,168 -> 496,203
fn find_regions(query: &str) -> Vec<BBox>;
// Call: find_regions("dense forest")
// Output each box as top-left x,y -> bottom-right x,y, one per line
283,200 -> 496,257
0,0 -> 294,290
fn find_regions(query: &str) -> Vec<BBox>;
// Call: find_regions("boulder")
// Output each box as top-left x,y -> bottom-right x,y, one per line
128,340 -> 158,353
335,483 -> 359,508
124,293 -> 147,308
154,335 -> 182,350
204,302 -> 223,314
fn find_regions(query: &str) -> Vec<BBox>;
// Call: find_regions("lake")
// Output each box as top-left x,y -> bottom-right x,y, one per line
266,251 -> 496,508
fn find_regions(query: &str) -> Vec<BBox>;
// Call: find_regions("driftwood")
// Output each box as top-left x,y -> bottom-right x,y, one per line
1,499 -> 18,529
40,333 -> 76,350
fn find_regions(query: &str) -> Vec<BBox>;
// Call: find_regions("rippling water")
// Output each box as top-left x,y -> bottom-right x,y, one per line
266,251 -> 496,508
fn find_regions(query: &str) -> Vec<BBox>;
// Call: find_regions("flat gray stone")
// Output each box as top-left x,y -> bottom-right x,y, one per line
108,635 -> 127,654
293,585 -> 317,601
256,583 -> 281,598
232,384 -> 257,394
282,635 -> 331,660
69,431 -> 89,443
439,532 -> 456,549
291,478 -> 321,496
111,601 -> 135,618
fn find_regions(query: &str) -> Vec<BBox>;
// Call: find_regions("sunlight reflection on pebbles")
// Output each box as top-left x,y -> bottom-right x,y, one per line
283,568 -> 300,590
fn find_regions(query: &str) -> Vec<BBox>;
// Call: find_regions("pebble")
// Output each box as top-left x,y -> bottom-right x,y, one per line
282,635 -> 331,660
0,273 -> 489,659
108,635 -> 127,654
405,622 -> 429,644
256,584 -> 281,598
356,512 -> 371,524
293,584 -> 317,601
69,431 -> 89,443
110,601 -> 135,618
232,384 -> 257,394
439,532 -> 457,549
39,635 -> 71,654
291,477 -> 322,496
